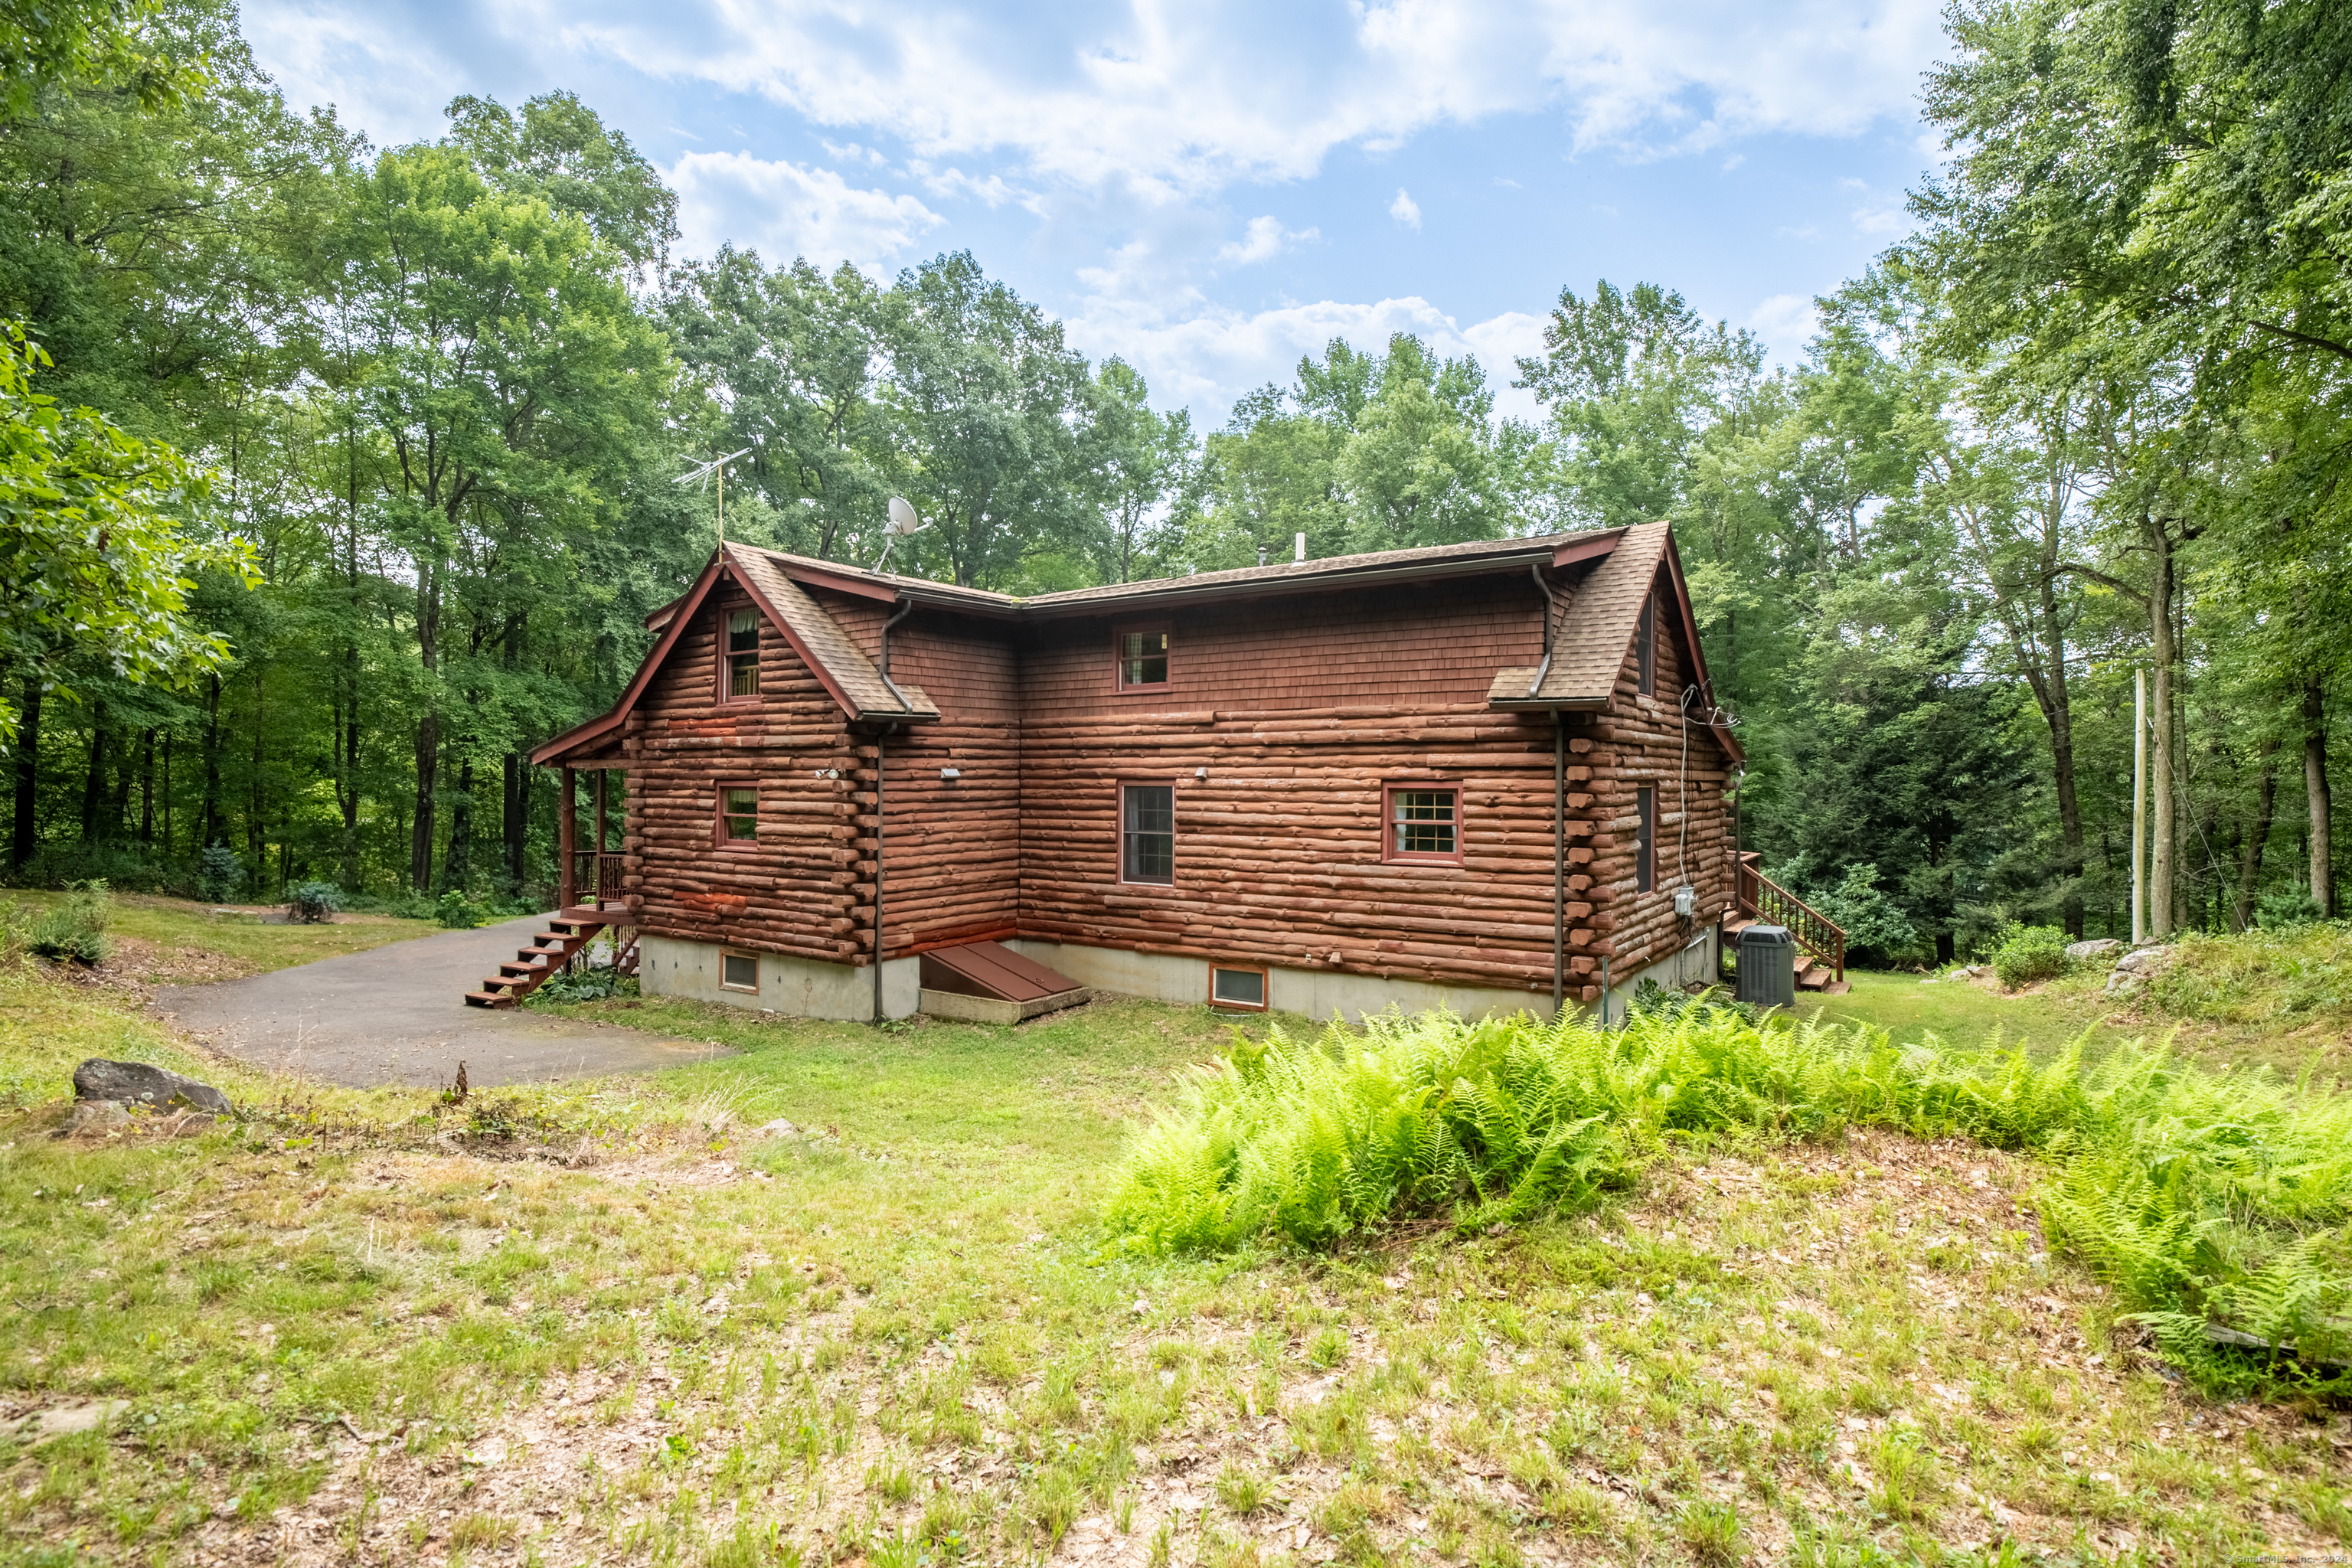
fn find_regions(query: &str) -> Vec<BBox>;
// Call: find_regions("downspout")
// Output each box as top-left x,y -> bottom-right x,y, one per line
1553,714 -> 1566,1012
873,596 -> 916,1024
1533,564 -> 1566,1012
872,721 -> 893,1023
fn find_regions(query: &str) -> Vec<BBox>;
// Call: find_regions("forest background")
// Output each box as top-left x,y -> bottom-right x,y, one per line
5,0 -> 2347,966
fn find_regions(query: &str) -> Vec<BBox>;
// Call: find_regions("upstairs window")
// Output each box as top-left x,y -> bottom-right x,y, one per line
1116,625 -> 1170,690
1636,590 -> 1657,696
1122,783 -> 1174,884
724,608 -> 761,699
719,784 -> 758,848
1635,786 -> 1655,893
1385,786 -> 1462,864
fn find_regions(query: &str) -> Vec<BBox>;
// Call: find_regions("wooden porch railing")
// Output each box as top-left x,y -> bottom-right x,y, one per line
1733,851 -> 1847,982
568,850 -> 626,910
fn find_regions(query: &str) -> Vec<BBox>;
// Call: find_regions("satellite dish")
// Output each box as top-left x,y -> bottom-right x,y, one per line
877,496 -> 929,570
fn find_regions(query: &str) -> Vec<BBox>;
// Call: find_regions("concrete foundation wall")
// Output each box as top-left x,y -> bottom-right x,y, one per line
1004,939 -> 1560,1024
639,936 -> 919,1021
1595,926 -> 1720,1027
639,926 -> 1717,1031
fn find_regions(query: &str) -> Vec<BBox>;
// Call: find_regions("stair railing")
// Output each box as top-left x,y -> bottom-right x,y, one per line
1733,851 -> 1847,982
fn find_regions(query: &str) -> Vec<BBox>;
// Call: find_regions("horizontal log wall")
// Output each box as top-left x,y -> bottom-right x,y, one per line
621,581 -> 864,964
601,559 -> 1742,1004
845,603 -> 1024,956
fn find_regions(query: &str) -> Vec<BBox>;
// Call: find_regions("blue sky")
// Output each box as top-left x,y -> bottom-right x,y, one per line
240,0 -> 1947,427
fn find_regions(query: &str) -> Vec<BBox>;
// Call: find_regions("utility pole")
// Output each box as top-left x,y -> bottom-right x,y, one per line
2132,668 -> 2148,946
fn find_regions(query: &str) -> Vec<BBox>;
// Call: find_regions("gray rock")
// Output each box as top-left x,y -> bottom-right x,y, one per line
1,1400 -> 130,1439
2066,939 -> 2122,961
755,1117 -> 800,1139
62,1099 -> 129,1135
2112,944 -> 2175,976
72,1059 -> 232,1114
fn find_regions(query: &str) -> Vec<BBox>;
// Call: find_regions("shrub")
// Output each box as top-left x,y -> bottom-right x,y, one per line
285,880 -> 342,923
537,964 -> 635,1002
198,844 -> 244,903
1803,862 -> 1922,967
1104,1004 -> 2352,1394
8,842 -> 169,893
2256,885 -> 2324,930
435,890 -> 486,929
28,880 -> 110,965
1988,922 -> 2070,989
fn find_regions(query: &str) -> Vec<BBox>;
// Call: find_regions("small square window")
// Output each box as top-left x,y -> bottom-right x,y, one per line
1384,786 -> 1461,864
722,951 -> 759,991
1122,783 -> 1174,884
720,785 -> 757,846
1210,965 -> 1267,1011
1116,626 -> 1169,689
725,608 -> 760,699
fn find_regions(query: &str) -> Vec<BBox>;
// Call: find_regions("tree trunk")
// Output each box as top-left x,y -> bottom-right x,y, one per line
2233,741 -> 2277,930
2305,675 -> 2333,917
247,668 -> 266,874
503,751 -> 527,891
138,728 -> 155,846
2148,523 -> 2177,939
10,677 -> 40,867
410,560 -> 441,892
446,755 -> 474,893
201,673 -> 223,850
411,711 -> 438,892
80,720 -> 106,843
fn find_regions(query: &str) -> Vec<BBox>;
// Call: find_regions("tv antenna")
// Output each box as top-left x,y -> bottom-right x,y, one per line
675,447 -> 754,542
876,495 -> 929,571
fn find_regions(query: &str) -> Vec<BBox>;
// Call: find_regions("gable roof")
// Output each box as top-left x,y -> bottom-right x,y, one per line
531,544 -> 936,766
1485,522 -> 1742,762
537,522 -> 1740,764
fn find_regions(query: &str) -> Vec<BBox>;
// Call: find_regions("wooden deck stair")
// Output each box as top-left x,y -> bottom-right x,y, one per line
1725,861 -> 1852,997
463,909 -> 635,1009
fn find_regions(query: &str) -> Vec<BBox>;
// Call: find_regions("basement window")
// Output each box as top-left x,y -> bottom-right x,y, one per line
722,951 -> 759,992
724,608 -> 761,699
718,784 -> 758,848
1209,965 -> 1268,1011
1115,624 -> 1170,690
1384,785 -> 1462,864
1121,783 -> 1174,884
1635,785 -> 1655,893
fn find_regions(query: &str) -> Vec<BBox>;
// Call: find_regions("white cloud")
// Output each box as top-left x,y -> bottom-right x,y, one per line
1067,295 -> 1551,426
1851,203 -> 1909,236
1389,188 -> 1423,230
259,0 -> 1943,196
1217,215 -> 1315,266
668,153 -> 945,270
1745,292 -> 1818,364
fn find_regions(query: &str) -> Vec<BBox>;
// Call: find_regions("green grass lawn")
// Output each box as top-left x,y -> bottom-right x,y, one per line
1797,959 -> 2352,1088
2,919 -> 2349,1566
2,889 -> 439,977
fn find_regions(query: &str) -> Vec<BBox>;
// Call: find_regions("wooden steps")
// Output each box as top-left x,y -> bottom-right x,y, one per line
463,916 -> 604,1008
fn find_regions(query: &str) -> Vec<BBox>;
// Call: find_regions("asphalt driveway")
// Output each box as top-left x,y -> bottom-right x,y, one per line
155,915 -> 730,1089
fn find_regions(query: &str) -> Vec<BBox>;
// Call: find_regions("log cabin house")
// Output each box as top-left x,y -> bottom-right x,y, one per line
492,521 -> 1848,1021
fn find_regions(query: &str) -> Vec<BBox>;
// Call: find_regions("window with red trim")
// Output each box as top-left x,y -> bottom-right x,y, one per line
722,608 -> 760,701
717,783 -> 758,849
1635,786 -> 1655,892
1114,624 -> 1170,690
1121,783 -> 1174,884
1384,785 -> 1462,864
